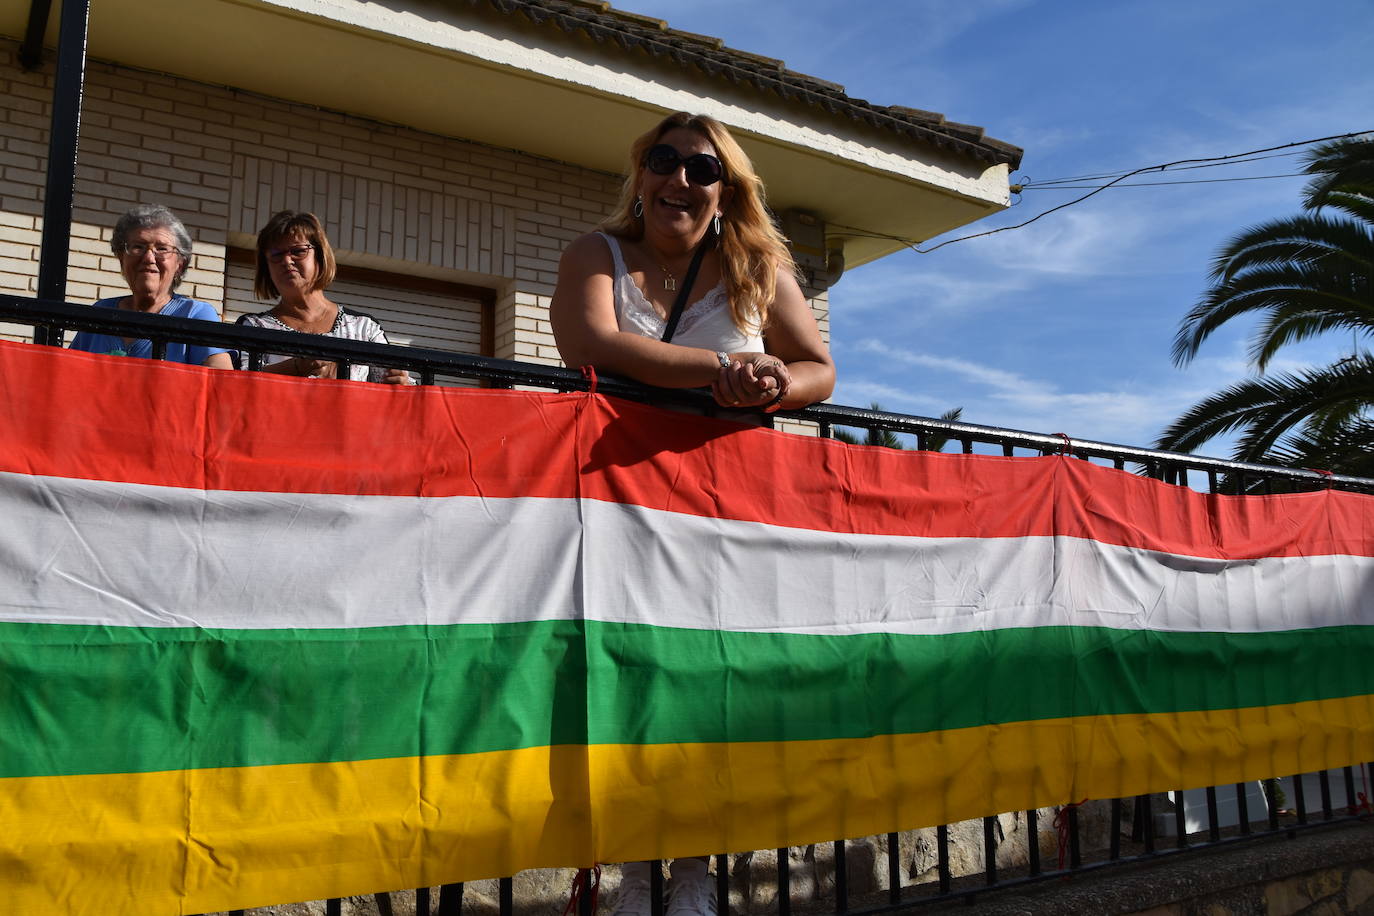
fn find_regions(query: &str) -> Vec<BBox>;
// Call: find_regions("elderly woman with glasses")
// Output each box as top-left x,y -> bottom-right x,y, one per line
235,210 -> 411,384
69,204 -> 232,368
551,113 -> 835,916
552,111 -> 833,414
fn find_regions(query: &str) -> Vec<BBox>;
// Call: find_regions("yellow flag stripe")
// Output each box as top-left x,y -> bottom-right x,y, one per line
5,695 -> 1371,915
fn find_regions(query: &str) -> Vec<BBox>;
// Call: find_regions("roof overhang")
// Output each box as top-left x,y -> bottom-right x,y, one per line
5,0 -> 1018,268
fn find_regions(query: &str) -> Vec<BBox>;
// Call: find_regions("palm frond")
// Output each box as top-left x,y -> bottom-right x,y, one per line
921,407 -> 964,453
1302,138 -> 1374,210
1171,215 -> 1374,367
1209,214 -> 1374,281
1263,416 -> 1374,477
1158,357 -> 1374,460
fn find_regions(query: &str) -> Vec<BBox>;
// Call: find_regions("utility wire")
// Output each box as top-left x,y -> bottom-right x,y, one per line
1021,150 -> 1306,186
1020,172 -> 1307,189
829,129 -> 1374,255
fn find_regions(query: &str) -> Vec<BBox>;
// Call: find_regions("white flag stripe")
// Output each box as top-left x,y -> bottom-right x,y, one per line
2,471 -> 1369,635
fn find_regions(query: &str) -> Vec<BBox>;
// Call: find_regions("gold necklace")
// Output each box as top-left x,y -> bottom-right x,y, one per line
657,263 -> 676,292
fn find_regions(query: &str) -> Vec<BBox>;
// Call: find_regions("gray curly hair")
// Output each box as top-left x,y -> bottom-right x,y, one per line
110,204 -> 193,291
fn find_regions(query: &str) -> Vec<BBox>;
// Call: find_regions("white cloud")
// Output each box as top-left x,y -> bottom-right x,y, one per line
831,380 -> 950,416
838,332 -> 1362,458
830,260 -> 1027,319
882,0 -> 1033,53
839,339 -> 1238,449
972,206 -> 1147,276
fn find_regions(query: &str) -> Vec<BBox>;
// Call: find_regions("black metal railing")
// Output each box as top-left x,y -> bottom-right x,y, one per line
5,295 -> 1374,915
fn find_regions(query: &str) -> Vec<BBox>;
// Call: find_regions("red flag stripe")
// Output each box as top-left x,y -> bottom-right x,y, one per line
2,342 -> 1370,559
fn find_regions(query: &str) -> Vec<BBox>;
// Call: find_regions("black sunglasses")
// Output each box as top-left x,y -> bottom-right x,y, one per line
643,144 -> 724,186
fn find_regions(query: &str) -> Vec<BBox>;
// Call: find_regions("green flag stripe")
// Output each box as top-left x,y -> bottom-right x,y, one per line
2,620 -> 1371,779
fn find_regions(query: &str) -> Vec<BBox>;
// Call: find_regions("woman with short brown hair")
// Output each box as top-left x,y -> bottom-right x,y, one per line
237,210 -> 410,384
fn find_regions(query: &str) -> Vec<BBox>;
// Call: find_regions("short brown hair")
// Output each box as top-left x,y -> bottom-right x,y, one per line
253,210 -> 337,300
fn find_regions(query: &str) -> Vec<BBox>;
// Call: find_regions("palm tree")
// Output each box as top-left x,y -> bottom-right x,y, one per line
1157,136 -> 1374,472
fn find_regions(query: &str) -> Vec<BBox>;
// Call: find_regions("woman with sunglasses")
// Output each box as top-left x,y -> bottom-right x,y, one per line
552,113 -> 834,916
236,210 -> 411,384
552,111 -> 833,414
69,204 -> 233,368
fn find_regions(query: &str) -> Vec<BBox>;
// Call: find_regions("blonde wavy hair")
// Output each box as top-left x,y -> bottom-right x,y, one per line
602,112 -> 797,334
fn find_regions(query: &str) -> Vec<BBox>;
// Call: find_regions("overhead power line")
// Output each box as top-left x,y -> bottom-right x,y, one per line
828,129 -> 1374,255
1020,149 -> 1306,186
1019,172 -> 1307,189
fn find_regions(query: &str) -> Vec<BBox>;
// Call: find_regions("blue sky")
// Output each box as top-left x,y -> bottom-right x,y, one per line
613,0 -> 1374,455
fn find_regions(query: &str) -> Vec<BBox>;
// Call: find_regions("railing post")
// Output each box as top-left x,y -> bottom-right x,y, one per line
936,824 -> 950,894
886,831 -> 900,904
437,882 -> 463,915
578,869 -> 594,916
1067,805 -> 1081,868
832,839 -> 848,913
1292,774 -> 1308,828
1174,790 -> 1188,848
498,876 -> 513,916
1109,798 -> 1122,860
34,0 -> 91,348
650,861 -> 664,916
983,815 -> 997,885
715,853 -> 730,916
777,848 -> 791,916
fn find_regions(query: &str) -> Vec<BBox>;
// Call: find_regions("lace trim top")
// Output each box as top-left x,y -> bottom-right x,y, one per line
236,307 -> 406,383
598,232 -> 763,353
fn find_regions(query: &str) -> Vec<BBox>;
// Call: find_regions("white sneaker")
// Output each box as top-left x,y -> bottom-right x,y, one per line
665,868 -> 716,916
612,862 -> 658,916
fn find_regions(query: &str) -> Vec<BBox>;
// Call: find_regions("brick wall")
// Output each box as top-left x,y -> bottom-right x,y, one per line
0,36 -> 830,382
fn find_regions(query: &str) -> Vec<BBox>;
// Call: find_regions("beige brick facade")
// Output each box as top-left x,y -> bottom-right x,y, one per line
0,36 -> 829,392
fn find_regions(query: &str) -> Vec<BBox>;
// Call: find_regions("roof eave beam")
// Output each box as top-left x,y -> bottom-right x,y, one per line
18,0 -> 54,70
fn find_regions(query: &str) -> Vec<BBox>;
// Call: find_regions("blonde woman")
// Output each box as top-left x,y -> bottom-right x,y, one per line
552,111 -> 833,414
551,113 -> 834,916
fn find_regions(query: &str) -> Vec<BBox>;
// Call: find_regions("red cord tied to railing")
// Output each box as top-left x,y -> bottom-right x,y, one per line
1053,432 -> 1073,456
1307,467 -> 1335,488
1054,799 -> 1087,872
580,364 -> 598,395
1356,765 -> 1374,819
562,864 -> 602,916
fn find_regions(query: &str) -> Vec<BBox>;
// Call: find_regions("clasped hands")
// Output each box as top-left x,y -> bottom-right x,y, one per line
280,357 -> 410,384
711,351 -> 790,409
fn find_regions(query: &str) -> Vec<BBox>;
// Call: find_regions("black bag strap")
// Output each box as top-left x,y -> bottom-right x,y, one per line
660,239 -> 712,343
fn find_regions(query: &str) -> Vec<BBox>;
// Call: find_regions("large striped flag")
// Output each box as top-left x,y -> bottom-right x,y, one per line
1,339 -> 1371,914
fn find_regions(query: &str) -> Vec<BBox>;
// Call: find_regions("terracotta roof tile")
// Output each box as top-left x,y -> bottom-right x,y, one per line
474,0 -> 1022,168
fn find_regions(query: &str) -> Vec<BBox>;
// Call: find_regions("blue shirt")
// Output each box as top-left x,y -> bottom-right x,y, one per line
70,296 -> 229,366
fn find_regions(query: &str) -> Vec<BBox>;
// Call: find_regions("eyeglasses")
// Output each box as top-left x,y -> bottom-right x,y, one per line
267,244 -> 316,263
643,144 -> 724,187
120,243 -> 182,260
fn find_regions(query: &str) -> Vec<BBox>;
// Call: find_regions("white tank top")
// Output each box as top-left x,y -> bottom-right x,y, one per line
599,232 -> 763,353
